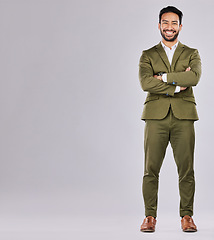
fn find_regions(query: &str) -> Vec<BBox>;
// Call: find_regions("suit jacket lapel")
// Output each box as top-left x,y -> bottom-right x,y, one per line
171,42 -> 185,71
155,42 -> 170,72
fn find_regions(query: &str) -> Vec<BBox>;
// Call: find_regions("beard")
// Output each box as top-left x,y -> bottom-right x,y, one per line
160,29 -> 179,42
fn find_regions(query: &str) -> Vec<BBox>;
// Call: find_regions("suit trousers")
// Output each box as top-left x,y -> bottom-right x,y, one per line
142,107 -> 195,218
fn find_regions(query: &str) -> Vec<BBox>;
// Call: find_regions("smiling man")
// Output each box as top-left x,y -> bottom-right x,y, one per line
139,6 -> 201,232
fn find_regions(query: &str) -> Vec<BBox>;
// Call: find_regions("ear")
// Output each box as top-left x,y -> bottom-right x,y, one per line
158,23 -> 160,30
179,24 -> 183,31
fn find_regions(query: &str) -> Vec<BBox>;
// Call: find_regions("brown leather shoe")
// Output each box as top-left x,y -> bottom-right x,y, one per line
181,215 -> 197,232
140,216 -> 156,232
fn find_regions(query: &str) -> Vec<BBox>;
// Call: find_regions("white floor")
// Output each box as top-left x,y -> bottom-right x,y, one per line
0,214 -> 213,240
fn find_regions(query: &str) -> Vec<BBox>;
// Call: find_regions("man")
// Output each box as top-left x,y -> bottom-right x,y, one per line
139,6 -> 201,232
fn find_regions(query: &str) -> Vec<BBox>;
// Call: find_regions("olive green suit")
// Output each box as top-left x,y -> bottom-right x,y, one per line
139,42 -> 201,218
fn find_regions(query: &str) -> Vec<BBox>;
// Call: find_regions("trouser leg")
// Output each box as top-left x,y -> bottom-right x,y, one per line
143,116 -> 170,218
169,114 -> 195,217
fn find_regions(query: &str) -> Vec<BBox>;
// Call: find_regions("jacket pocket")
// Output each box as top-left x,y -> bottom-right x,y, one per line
144,96 -> 159,104
183,96 -> 196,105
175,59 -> 190,71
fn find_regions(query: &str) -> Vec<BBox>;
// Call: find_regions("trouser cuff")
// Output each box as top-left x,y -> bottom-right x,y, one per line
145,210 -> 157,218
180,210 -> 193,217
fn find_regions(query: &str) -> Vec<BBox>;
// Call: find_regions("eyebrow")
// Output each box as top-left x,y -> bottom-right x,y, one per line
162,20 -> 179,23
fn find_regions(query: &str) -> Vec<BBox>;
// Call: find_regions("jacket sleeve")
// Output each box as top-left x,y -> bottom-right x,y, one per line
139,51 -> 176,96
167,49 -> 201,87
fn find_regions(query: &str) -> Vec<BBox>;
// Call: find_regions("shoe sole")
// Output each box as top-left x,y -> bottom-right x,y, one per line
183,228 -> 197,232
140,229 -> 155,233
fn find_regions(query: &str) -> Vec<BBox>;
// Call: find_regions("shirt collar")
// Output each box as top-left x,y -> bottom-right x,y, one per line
161,41 -> 179,51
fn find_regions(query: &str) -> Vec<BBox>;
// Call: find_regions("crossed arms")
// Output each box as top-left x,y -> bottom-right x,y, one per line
139,49 -> 201,96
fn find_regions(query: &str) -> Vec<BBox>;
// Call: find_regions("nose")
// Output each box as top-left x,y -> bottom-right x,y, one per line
167,23 -> 173,30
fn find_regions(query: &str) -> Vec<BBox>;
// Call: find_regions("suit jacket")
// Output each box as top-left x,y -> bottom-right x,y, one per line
139,42 -> 201,120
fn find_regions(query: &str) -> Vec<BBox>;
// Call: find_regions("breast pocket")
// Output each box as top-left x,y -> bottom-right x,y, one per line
175,60 -> 190,72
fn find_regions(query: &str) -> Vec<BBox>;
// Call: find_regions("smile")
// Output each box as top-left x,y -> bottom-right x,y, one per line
164,31 -> 175,36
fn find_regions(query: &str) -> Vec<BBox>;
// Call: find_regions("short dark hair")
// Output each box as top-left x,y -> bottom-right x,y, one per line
159,6 -> 183,25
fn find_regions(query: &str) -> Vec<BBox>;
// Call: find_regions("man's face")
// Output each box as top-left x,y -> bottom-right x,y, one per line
158,12 -> 182,42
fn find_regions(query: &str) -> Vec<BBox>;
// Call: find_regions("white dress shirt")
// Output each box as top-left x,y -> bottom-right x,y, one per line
161,41 -> 180,93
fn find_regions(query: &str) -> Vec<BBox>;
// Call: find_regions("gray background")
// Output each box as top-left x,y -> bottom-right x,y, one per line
0,0 -> 213,239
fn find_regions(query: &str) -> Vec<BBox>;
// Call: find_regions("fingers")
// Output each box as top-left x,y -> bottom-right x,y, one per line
153,75 -> 162,80
185,67 -> 191,71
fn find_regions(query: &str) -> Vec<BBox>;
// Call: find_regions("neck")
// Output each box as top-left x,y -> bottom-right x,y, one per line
162,39 -> 178,49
